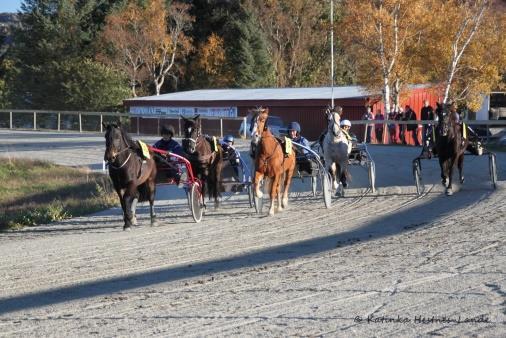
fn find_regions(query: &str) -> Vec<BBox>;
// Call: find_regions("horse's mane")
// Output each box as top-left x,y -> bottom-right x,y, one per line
119,125 -> 139,149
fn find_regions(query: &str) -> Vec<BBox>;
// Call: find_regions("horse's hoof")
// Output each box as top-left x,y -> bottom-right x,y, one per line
282,197 -> 288,208
123,225 -> 131,231
441,179 -> 447,187
268,208 -> 275,216
460,177 -> 465,184
132,216 -> 138,226
255,190 -> 263,199
446,188 -> 453,196
151,220 -> 159,227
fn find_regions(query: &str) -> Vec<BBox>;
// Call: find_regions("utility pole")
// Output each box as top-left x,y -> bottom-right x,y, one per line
330,0 -> 335,109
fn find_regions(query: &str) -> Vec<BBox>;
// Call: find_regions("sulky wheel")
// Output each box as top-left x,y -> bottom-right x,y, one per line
413,160 -> 423,196
322,171 -> 332,209
489,153 -> 497,189
189,183 -> 204,223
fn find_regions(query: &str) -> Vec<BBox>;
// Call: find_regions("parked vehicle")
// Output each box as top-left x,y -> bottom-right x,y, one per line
239,114 -> 286,137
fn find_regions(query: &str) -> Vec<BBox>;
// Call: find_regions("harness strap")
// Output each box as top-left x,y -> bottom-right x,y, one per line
108,152 -> 132,170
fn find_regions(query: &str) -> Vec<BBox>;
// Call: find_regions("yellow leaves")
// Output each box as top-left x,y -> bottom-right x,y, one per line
198,33 -> 226,76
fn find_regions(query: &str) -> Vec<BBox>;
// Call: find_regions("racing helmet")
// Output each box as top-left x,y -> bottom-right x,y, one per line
223,135 -> 234,144
340,119 -> 352,127
288,121 -> 301,133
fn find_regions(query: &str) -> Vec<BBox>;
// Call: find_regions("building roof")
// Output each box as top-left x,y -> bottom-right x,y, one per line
125,86 -> 371,102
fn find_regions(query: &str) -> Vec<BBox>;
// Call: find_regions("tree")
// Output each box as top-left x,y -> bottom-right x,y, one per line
340,0 -> 430,113
5,0 -> 129,110
183,0 -> 274,89
424,0 -> 506,110
248,0 -> 332,87
100,0 -> 193,96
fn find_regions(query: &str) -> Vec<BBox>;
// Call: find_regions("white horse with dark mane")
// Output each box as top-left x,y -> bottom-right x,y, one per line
322,107 -> 351,195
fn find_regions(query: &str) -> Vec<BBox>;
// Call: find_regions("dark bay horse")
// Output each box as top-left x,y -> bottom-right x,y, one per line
435,103 -> 469,195
250,107 -> 296,215
103,123 -> 158,230
181,115 -> 223,208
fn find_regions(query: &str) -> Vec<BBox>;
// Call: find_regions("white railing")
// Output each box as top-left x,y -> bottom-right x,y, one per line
0,109 -> 249,138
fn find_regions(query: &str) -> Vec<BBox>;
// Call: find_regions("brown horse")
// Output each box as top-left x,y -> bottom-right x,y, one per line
435,103 -> 469,196
103,122 -> 158,230
250,108 -> 296,216
181,115 -> 223,208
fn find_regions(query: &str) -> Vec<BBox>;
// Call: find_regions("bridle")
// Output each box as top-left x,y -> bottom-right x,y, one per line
105,126 -> 133,170
327,111 -> 341,137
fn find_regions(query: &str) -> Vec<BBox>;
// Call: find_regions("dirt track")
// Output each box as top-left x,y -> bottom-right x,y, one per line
0,130 -> 505,336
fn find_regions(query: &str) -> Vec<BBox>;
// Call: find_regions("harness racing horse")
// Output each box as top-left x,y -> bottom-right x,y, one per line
435,103 -> 469,196
250,107 -> 296,216
103,122 -> 158,230
181,115 -> 223,208
322,107 -> 351,196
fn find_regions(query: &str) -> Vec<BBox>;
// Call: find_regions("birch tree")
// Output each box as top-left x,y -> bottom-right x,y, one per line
425,0 -> 506,110
340,0 -> 428,113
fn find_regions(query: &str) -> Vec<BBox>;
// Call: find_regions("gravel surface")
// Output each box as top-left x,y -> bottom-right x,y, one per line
0,130 -> 505,337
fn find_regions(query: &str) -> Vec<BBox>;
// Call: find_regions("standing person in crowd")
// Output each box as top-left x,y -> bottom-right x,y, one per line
374,109 -> 385,144
404,105 -> 420,146
362,106 -> 374,143
387,106 -> 398,144
420,100 -> 435,147
398,106 -> 406,144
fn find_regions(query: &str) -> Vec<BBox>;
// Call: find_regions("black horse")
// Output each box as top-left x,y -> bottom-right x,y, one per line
181,115 -> 223,208
435,103 -> 469,196
103,122 -> 158,230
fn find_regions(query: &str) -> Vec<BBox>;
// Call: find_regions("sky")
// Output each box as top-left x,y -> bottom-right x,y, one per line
0,0 -> 22,13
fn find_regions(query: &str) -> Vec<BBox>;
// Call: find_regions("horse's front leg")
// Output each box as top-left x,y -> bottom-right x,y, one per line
282,167 -> 294,209
439,158 -> 447,188
328,162 -> 338,192
269,174 -> 281,216
254,170 -> 264,198
446,159 -> 455,196
123,183 -> 137,230
458,154 -> 465,184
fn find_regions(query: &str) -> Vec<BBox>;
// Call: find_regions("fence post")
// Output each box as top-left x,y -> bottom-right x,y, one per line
33,112 -> 36,130
137,117 -> 140,135
9,111 -> 12,129
100,114 -> 103,133
178,117 -> 181,137
79,113 -> 82,132
220,118 -> 223,138
57,113 -> 61,131
363,123 -> 368,143
157,117 -> 160,136
243,116 -> 247,139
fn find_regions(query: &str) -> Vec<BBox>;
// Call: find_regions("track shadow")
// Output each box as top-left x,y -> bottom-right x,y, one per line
0,185 -> 495,315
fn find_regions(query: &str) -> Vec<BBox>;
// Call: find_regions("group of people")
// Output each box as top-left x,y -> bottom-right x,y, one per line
363,100 -> 436,146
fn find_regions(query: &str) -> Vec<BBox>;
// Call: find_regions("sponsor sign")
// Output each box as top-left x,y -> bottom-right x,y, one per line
129,106 -> 237,118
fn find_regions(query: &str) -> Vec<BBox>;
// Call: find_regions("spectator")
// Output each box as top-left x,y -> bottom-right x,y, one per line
362,106 -> 374,143
387,106 -> 398,144
374,109 -> 385,144
404,105 -> 420,146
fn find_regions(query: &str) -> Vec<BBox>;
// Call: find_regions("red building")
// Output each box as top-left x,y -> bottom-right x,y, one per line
124,85 -> 438,143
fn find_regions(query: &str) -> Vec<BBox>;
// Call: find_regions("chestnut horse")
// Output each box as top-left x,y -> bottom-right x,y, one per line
181,115 -> 223,208
250,108 -> 296,215
103,123 -> 158,230
435,103 -> 468,195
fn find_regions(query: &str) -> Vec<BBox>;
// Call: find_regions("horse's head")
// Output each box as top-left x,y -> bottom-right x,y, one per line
181,115 -> 201,154
103,122 -> 129,163
250,107 -> 269,144
325,106 -> 342,137
436,103 -> 457,137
